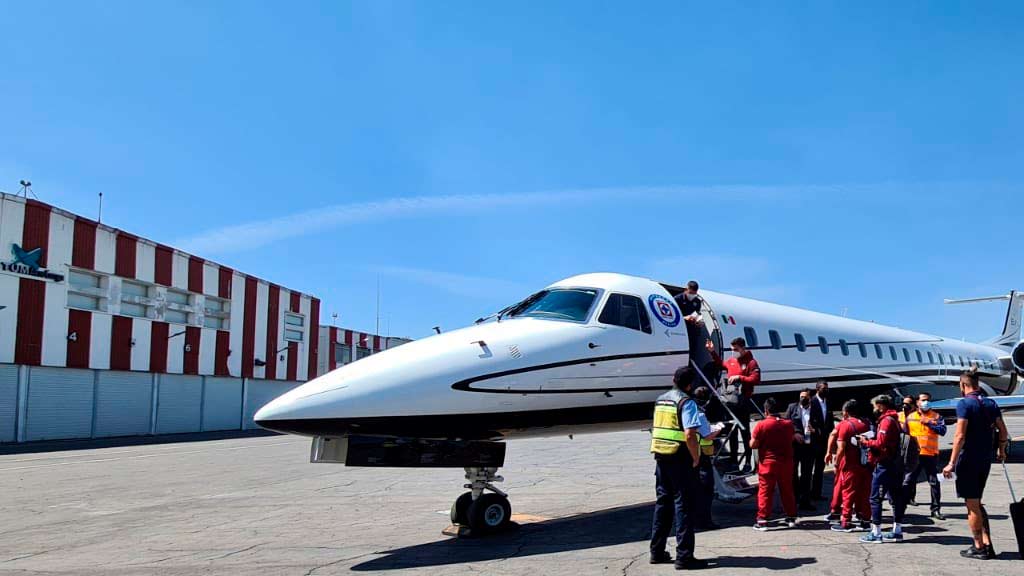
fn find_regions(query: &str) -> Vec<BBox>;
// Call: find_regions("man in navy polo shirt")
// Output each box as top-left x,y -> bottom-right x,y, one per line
942,370 -> 1009,561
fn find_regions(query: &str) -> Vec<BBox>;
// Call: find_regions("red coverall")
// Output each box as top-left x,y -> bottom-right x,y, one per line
836,417 -> 871,527
752,415 -> 797,522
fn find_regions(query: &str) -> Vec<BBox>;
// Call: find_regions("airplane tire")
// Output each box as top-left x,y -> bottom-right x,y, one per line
451,492 -> 474,525
467,493 -> 512,535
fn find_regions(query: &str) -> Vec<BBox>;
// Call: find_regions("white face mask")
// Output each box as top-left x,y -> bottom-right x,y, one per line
919,401 -> 930,411
685,292 -> 698,301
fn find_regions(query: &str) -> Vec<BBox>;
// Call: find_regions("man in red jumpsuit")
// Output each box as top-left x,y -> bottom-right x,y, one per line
830,399 -> 871,532
723,337 -> 761,473
751,397 -> 799,530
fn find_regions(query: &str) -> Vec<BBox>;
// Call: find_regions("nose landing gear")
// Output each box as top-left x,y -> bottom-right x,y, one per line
450,467 -> 512,535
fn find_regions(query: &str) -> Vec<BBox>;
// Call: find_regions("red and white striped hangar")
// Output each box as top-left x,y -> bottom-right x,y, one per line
0,192 -> 394,444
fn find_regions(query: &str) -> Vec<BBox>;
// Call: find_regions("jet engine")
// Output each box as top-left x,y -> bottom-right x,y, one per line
1014,340 -> 1024,373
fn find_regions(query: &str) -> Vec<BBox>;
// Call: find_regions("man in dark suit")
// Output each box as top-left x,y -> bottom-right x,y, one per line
785,388 -> 819,510
810,380 -> 835,500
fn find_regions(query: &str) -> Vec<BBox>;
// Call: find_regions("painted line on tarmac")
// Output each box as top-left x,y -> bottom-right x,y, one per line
0,441 -> 300,472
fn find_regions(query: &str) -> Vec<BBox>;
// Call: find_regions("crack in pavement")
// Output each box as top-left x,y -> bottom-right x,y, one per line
620,551 -> 647,576
302,552 -> 377,576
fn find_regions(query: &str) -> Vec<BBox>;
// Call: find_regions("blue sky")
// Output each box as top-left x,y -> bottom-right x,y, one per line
1,1 -> 1021,342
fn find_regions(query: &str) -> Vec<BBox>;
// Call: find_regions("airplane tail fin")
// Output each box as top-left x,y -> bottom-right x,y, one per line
945,291 -> 1023,349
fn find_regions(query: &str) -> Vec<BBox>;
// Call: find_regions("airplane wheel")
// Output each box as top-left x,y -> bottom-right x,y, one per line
467,493 -> 512,534
451,491 -> 474,525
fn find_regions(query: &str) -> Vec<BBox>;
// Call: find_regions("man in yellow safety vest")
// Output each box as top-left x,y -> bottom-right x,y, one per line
650,366 -> 711,570
900,392 -> 947,519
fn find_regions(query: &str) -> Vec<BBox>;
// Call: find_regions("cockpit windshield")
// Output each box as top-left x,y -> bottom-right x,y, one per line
508,288 -> 598,322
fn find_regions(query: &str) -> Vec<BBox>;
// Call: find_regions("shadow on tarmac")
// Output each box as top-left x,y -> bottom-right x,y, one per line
351,502 -> 816,571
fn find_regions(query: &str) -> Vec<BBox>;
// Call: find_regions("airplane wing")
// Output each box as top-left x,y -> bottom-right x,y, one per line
928,395 -> 1024,412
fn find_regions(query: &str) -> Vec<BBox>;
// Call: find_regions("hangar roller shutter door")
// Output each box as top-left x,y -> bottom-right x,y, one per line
25,367 -> 94,441
202,377 -> 242,431
244,379 -> 299,430
0,365 -> 18,442
156,374 -> 203,434
95,372 -> 153,438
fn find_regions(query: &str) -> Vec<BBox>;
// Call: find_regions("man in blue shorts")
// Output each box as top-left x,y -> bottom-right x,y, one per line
942,370 -> 1009,560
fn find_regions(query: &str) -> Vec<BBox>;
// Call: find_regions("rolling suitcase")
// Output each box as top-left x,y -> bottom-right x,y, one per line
1005,463 -> 1024,559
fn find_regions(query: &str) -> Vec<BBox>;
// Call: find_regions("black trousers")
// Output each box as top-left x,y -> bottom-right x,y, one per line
810,437 -> 828,498
903,455 -> 941,512
728,403 -> 752,468
651,456 -> 697,560
696,455 -> 715,527
792,442 -> 815,504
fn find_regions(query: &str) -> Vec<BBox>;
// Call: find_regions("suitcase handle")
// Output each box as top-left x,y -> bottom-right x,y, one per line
1004,462 -> 1018,502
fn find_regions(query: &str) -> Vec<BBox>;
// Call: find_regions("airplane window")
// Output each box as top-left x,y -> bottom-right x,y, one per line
769,330 -> 782,350
915,350 -> 924,363
598,293 -> 652,334
874,344 -> 884,359
938,353 -> 945,365
858,343 -> 868,358
512,289 -> 598,322
902,348 -> 911,362
927,352 -> 934,364
839,339 -> 849,356
958,356 -> 965,366
889,346 -> 898,361
744,327 -> 759,348
794,333 -> 806,352
818,336 -> 829,354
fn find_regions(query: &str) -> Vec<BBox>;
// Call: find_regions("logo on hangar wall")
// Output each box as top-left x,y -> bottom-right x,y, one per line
1,244 -> 64,282
648,294 -> 680,328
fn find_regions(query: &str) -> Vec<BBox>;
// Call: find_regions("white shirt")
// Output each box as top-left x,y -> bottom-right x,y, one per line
798,404 -> 812,443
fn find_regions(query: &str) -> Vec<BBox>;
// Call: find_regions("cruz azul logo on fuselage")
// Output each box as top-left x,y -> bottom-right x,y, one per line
648,294 -> 680,328
0,244 -> 64,282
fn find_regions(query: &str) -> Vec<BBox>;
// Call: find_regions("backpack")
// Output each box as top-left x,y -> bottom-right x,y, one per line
901,432 -> 920,471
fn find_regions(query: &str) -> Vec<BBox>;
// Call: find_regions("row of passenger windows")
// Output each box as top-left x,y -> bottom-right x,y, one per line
742,326 -> 996,370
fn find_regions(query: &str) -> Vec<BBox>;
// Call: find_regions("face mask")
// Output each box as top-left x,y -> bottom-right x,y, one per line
919,401 -> 930,411
817,390 -> 827,399
903,404 -> 914,414
686,292 -> 697,301
800,398 -> 810,407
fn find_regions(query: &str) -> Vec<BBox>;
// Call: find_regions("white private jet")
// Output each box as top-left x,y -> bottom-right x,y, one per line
255,273 -> 1023,534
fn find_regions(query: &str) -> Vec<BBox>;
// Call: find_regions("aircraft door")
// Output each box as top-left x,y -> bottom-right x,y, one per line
931,344 -> 946,379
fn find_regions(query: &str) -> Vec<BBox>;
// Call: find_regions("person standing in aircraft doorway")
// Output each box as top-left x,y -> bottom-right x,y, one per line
681,280 -> 705,359
724,337 -> 761,473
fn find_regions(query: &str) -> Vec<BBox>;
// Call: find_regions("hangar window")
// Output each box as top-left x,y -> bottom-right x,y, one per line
839,339 -> 850,356
356,346 -> 371,360
203,296 -> 230,330
744,327 -> 759,348
794,333 -> 806,352
858,343 -> 868,358
598,293 -> 652,334
769,330 -> 782,350
335,344 -> 352,366
121,279 -> 155,318
68,269 -> 107,312
284,313 -> 305,342
915,349 -> 924,363
818,336 -> 829,354
889,346 -> 898,361
874,344 -> 884,359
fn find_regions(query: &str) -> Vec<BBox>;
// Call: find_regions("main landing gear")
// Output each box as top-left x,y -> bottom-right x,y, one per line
450,467 -> 512,535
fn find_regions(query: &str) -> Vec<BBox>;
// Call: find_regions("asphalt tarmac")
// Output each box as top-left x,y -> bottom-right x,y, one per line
2,416 -> 1024,575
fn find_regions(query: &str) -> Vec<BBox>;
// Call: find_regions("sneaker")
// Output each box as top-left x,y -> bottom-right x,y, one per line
831,523 -> 856,533
930,511 -> 946,521
675,557 -> 709,570
785,518 -> 798,528
960,546 -> 990,560
985,544 -> 997,560
650,551 -> 673,564
752,522 -> 769,532
824,512 -> 839,523
859,532 -> 884,543
882,531 -> 903,542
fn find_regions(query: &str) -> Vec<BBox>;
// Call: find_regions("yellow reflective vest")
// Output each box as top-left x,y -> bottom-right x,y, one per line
901,410 -> 941,456
651,389 -> 691,456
